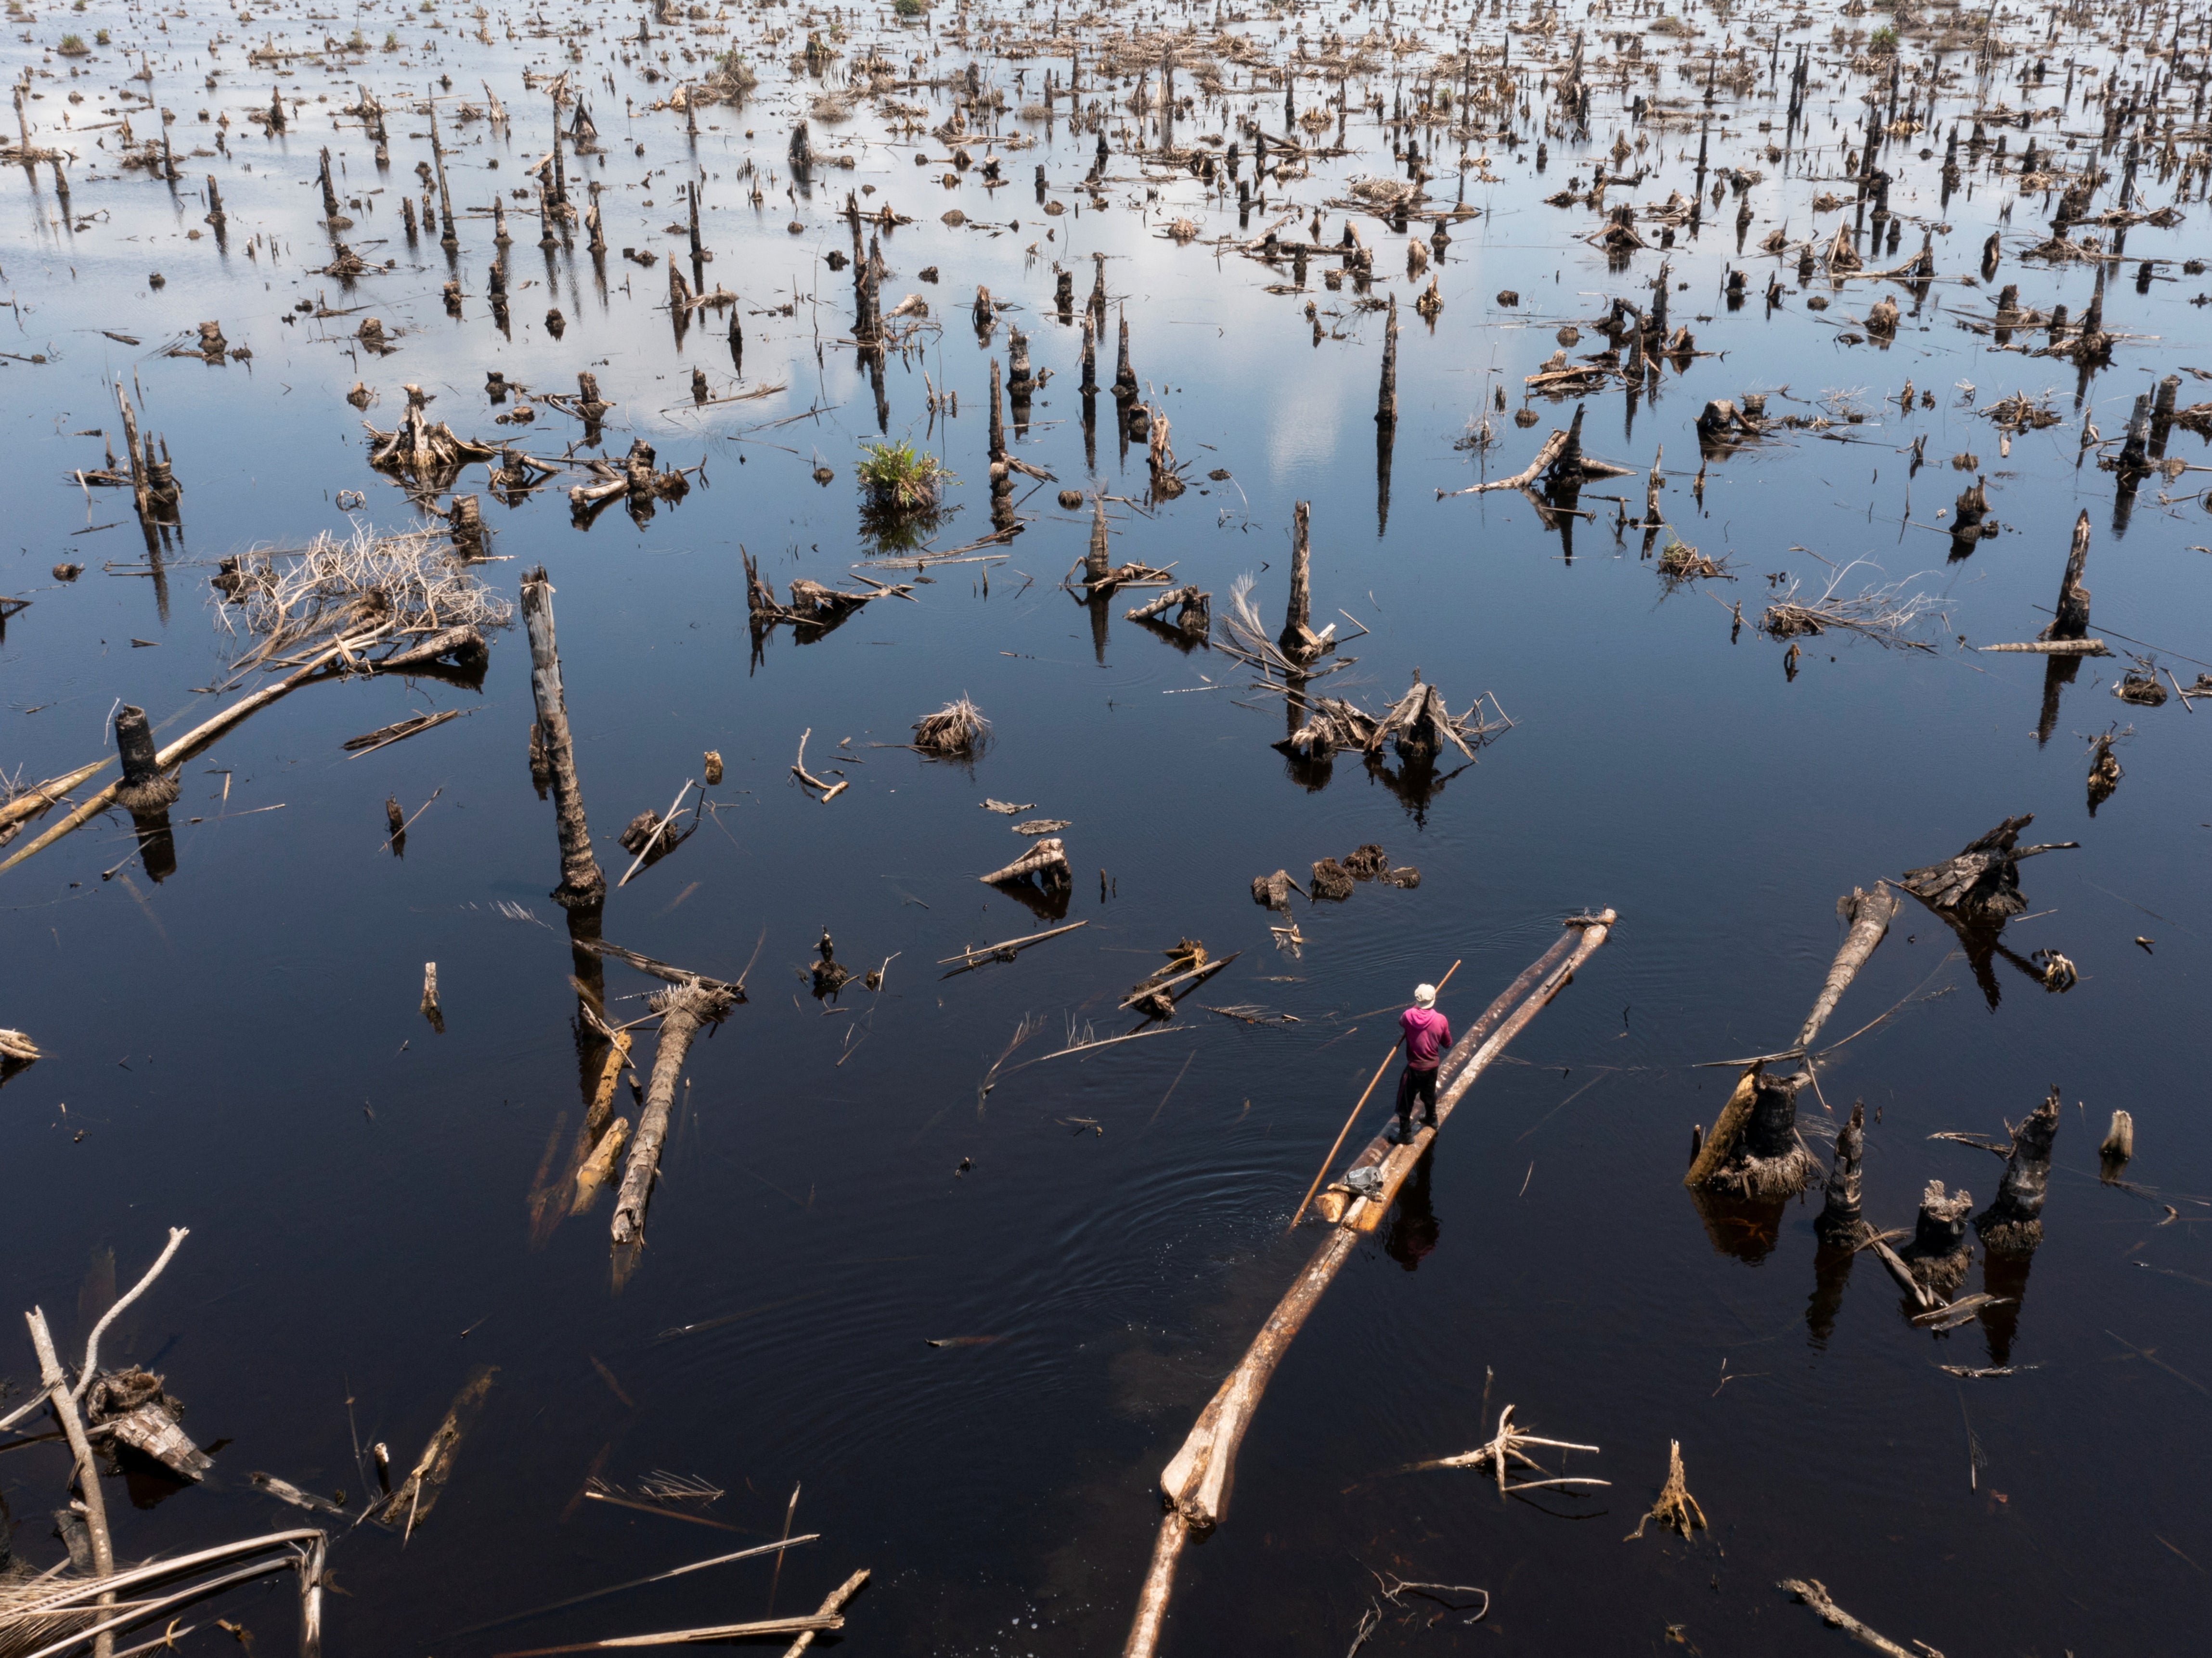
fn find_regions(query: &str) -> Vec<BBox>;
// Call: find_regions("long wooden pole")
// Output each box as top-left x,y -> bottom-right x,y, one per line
1286,958 -> 1461,1231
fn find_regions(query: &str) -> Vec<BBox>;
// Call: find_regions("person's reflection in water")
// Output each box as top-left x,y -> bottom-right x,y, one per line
1384,1151 -> 1440,1271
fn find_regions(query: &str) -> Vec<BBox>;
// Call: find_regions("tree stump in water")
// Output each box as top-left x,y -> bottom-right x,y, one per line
112,705 -> 180,812
1698,1066 -> 1821,1200
1814,1102 -> 1870,1247
1900,1180 -> 1974,1298
1975,1087 -> 2059,1255
1250,868 -> 1303,910
1308,858 -> 1354,901
1342,843 -> 1388,881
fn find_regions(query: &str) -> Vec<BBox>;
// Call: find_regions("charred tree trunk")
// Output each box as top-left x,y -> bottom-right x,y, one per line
1975,1086 -> 2059,1255
2040,510 -> 2093,642
519,568 -> 606,908
1900,1179 -> 1974,1298
1278,501 -> 1321,663
1815,1101 -> 1869,1246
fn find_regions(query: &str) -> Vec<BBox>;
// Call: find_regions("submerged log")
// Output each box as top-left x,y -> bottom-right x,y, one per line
1975,1087 -> 2060,1255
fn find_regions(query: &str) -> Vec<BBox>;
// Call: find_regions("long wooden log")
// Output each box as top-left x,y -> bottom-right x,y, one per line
1124,912 -> 1616,1658
1977,639 -> 2109,655
609,982 -> 738,1247
1795,882 -> 1897,1049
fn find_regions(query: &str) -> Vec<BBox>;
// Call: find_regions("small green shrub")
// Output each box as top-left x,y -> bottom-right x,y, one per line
856,440 -> 948,511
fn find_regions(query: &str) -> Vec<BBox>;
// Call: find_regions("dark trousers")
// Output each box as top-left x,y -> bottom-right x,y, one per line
1395,1065 -> 1439,1134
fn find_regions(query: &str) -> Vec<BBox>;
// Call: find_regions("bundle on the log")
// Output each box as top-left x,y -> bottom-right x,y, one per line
1974,1086 -> 2059,1255
913,696 -> 989,756
1123,584 -> 1211,633
1901,814 -> 2078,922
1126,916 -> 1616,1658
1814,1102 -> 1870,1247
981,836 -> 1070,890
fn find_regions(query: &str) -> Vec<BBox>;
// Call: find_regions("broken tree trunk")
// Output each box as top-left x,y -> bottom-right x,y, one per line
1278,501 -> 1321,662
519,567 -> 606,908
1685,1065 -> 1820,1200
1125,913 -> 1616,1658
1899,1179 -> 1975,1298
982,836 -> 1072,889
609,979 -> 740,1247
1797,882 -> 1897,1049
112,704 -> 180,812
1974,1086 -> 2059,1255
2039,510 -> 2093,642
1815,1102 -> 1870,1247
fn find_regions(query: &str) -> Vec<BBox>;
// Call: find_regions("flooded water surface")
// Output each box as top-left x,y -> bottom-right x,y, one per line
4,1 -> 2211,1654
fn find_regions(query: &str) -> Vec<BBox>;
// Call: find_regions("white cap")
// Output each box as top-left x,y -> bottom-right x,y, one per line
1413,983 -> 1436,1009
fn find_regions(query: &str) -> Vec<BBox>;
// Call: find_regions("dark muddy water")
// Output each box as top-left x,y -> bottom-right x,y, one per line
4,4 -> 2211,1656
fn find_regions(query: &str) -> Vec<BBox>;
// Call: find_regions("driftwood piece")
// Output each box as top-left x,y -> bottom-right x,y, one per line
981,836 -> 1071,889
1777,1579 -> 1932,1658
370,1366 -> 497,1540
1974,1087 -> 2059,1254
936,919 -> 1087,968
610,979 -> 742,1247
1901,815 -> 2077,922
570,1116 -> 630,1213
1798,883 -> 1897,1049
1412,1403 -> 1605,1496
782,1568 -> 870,1658
790,729 -> 848,802
1624,1440 -> 1706,1541
1126,915 -> 1617,1658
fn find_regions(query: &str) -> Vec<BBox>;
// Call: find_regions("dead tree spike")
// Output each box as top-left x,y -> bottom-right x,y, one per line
519,567 -> 606,908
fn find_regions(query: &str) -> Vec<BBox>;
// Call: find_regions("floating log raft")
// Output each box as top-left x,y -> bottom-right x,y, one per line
1125,912 -> 1616,1658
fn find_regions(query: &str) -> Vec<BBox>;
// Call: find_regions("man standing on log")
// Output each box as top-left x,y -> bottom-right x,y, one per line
1394,983 -> 1451,1142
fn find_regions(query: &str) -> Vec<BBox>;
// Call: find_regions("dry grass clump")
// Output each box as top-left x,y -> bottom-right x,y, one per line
912,696 -> 989,756
214,524 -> 513,662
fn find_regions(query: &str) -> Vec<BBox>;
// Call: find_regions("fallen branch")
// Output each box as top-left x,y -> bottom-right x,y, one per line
1776,1578 -> 1935,1658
